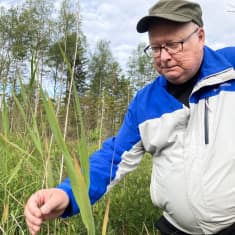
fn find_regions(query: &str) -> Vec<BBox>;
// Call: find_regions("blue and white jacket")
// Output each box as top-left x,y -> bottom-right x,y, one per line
58,46 -> 235,234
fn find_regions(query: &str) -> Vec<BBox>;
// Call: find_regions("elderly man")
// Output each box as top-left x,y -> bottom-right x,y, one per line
24,0 -> 235,234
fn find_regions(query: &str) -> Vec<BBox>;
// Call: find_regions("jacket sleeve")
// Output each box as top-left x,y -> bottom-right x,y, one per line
57,97 -> 145,217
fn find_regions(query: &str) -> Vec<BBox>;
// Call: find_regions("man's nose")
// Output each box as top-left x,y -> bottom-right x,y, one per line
159,47 -> 172,60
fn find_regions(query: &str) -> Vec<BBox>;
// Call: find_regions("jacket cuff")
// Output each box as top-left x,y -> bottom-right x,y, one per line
57,178 -> 80,217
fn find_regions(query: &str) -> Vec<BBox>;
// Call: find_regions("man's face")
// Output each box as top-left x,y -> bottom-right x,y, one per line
148,20 -> 205,84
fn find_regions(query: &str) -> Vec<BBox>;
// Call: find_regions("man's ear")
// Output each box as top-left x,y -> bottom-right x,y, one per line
198,27 -> 205,44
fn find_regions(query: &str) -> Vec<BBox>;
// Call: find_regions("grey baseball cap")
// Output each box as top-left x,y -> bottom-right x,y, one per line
136,0 -> 203,33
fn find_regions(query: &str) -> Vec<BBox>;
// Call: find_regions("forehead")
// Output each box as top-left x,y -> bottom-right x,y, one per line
148,20 -> 191,39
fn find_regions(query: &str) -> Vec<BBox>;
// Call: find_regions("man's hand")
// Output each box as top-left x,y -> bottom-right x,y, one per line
24,188 -> 69,235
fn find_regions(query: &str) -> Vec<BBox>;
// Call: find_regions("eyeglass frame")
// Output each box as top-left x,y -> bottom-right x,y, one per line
144,27 -> 199,58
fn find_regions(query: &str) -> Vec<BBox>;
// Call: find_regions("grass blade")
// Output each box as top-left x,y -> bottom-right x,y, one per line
72,84 -> 90,186
12,92 -> 43,156
1,93 -> 9,137
102,197 -> 110,235
0,133 -> 36,161
40,88 -> 95,234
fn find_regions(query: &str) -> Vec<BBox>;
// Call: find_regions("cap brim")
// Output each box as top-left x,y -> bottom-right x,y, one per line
136,14 -> 192,33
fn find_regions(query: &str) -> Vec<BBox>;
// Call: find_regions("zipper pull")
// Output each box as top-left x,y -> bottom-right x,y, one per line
204,98 -> 209,145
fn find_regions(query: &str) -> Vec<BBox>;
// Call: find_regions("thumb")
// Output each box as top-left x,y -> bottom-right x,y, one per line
39,189 -> 68,217
40,203 -> 51,215
40,194 -> 56,215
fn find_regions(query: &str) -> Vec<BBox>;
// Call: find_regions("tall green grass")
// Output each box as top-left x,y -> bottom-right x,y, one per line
41,87 -> 95,234
0,43 -> 162,235
0,123 -> 161,234
0,79 -> 162,234
0,84 -> 96,234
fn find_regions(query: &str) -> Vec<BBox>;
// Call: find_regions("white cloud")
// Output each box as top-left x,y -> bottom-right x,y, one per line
80,0 -> 155,70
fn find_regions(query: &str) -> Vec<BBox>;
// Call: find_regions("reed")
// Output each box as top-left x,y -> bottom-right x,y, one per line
41,87 -> 95,234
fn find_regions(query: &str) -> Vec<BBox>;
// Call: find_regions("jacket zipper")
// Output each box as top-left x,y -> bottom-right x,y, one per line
204,98 -> 209,145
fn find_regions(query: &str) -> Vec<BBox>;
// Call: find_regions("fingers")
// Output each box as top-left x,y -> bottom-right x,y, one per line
24,188 -> 70,234
24,192 -> 44,235
27,223 -> 41,235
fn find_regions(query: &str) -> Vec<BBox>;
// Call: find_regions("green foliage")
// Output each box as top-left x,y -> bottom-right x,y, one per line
0,133 -> 45,234
0,0 -> 53,60
85,40 -> 128,139
48,32 -> 88,97
0,1 -> 163,234
127,42 -> 157,92
0,114 -> 162,235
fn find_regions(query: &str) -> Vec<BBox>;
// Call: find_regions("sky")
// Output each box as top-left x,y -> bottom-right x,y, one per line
0,0 -> 235,71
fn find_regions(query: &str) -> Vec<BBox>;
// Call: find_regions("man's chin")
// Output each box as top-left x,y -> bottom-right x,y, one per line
163,71 -> 179,80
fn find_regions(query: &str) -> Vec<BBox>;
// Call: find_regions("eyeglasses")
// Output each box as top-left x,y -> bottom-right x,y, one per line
144,27 -> 199,58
